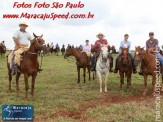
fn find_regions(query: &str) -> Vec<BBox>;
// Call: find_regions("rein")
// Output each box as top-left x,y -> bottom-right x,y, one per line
122,56 -> 128,58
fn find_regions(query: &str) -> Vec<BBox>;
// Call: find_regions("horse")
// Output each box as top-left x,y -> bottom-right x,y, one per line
96,45 -> 110,93
117,48 -> 132,91
7,33 -> 46,100
53,47 -> 60,56
61,45 -> 65,56
0,44 -> 6,57
64,47 -> 91,83
134,46 -> 163,96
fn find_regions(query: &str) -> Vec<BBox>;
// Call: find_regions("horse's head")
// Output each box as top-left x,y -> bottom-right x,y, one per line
64,46 -> 73,59
121,48 -> 129,65
134,46 -> 145,67
100,44 -> 110,62
31,33 -> 46,52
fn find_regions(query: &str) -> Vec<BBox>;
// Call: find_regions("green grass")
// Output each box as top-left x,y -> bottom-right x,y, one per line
0,52 -> 162,122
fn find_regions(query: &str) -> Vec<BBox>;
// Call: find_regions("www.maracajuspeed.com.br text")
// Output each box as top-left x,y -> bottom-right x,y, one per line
3,12 -> 94,20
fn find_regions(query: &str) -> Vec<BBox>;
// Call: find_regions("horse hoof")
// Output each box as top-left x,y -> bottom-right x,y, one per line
161,87 -> 163,92
143,92 -> 146,96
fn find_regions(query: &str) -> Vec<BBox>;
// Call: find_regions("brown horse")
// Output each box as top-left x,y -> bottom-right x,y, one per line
64,47 -> 91,83
117,48 -> 132,90
7,33 -> 46,100
0,44 -> 6,57
61,45 -> 65,56
134,46 -> 163,96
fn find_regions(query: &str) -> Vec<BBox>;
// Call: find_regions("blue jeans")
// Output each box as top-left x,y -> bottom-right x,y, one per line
115,53 -> 135,70
157,53 -> 163,65
11,53 -> 18,70
91,52 -> 100,68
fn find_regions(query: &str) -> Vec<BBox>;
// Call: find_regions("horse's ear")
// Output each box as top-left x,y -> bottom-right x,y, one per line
41,34 -> 43,37
33,33 -> 37,38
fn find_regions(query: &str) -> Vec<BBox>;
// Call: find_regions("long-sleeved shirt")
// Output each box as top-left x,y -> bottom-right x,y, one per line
146,39 -> 158,50
94,39 -> 108,52
83,45 -> 91,52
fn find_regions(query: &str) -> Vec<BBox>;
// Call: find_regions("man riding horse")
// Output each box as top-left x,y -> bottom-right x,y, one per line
139,32 -> 159,75
114,34 -> 137,74
11,22 -> 33,75
91,33 -> 113,72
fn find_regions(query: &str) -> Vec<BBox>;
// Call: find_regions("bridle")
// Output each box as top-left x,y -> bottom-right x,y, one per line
28,37 -> 46,55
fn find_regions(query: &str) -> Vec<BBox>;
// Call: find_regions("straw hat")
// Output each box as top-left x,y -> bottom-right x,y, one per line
19,21 -> 28,27
96,33 -> 105,38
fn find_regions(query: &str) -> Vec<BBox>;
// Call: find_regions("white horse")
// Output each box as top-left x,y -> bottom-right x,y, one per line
96,45 -> 110,93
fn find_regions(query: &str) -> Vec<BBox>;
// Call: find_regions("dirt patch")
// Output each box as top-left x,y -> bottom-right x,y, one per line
35,92 -> 159,121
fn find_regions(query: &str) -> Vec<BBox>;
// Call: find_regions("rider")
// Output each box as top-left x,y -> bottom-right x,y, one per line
83,40 -> 91,52
47,43 -> 50,48
0,41 -> 5,46
50,42 -> 54,48
11,22 -> 33,75
91,33 -> 113,72
56,43 -> 59,48
139,32 -> 159,75
114,34 -> 137,74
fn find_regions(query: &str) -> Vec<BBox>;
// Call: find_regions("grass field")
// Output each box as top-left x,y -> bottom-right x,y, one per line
0,52 -> 162,122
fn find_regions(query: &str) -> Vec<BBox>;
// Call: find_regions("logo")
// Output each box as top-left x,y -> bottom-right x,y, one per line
2,105 -> 33,121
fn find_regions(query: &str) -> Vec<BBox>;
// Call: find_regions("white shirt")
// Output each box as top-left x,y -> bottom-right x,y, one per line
13,30 -> 32,46
83,44 -> 91,52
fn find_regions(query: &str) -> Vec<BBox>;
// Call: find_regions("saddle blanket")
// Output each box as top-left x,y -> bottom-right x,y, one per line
8,47 -> 29,69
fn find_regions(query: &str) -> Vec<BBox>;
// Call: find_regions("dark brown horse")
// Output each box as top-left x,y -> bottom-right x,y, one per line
0,44 -> 6,57
117,48 -> 132,90
134,46 -> 163,96
61,44 -> 65,56
64,47 -> 91,83
54,47 -> 60,56
7,33 -> 46,100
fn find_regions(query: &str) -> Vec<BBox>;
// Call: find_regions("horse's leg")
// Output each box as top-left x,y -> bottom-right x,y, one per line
161,75 -> 163,92
119,71 -> 124,90
16,72 -> 21,94
97,71 -> 102,93
24,73 -> 29,100
143,74 -> 148,96
77,66 -> 80,83
31,73 -> 37,98
83,68 -> 86,83
152,74 -> 156,96
8,69 -> 12,93
104,71 -> 109,93
127,72 -> 131,91
88,67 -> 91,81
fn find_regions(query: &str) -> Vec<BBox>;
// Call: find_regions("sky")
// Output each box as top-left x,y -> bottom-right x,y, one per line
0,0 -> 163,50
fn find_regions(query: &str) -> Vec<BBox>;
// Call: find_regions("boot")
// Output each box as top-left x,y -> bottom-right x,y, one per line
11,70 -> 16,75
114,65 -> 118,73
110,62 -> 113,72
139,68 -> 143,75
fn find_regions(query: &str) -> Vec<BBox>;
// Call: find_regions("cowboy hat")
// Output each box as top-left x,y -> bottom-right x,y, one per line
96,33 -> 105,38
19,21 -> 28,27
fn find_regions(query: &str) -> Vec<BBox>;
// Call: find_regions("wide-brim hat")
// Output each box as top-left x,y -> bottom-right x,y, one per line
19,22 -> 28,27
96,33 -> 105,38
